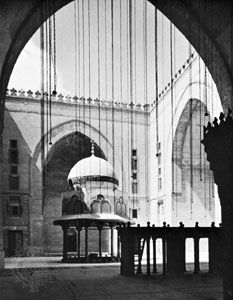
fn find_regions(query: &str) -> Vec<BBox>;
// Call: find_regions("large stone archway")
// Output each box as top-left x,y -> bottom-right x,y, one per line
0,0 -> 232,131
171,98 -> 220,226
32,119 -> 125,192
42,132 -> 106,254
0,0 -> 233,273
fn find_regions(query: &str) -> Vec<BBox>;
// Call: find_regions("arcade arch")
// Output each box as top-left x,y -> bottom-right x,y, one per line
171,99 -> 219,226
32,119 -> 126,192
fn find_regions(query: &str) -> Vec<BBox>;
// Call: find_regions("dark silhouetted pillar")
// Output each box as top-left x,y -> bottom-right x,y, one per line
202,111 -> 233,299
98,226 -> 102,258
62,226 -> 68,261
162,222 -> 167,275
117,226 -> 120,259
85,226 -> 88,261
152,237 -> 157,274
110,226 -> 114,259
167,234 -> 185,274
146,222 -> 151,276
76,226 -> 81,259
120,222 -> 135,276
194,237 -> 200,274
209,223 -> 223,273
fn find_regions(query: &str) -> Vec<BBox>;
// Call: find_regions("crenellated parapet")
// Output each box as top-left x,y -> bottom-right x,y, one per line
6,53 -> 197,113
151,52 -> 196,108
6,88 -> 149,112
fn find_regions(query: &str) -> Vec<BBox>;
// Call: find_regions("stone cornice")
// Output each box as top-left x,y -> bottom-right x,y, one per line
6,88 -> 149,113
151,52 -> 197,110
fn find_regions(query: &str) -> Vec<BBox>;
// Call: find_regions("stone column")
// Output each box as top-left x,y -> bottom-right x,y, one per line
0,130 -> 4,269
167,235 -> 185,274
209,223 -> 223,273
162,237 -> 167,275
152,237 -> 157,274
85,226 -> 88,261
120,223 -> 135,276
202,111 -> 233,299
162,223 -> 167,275
62,226 -> 68,261
194,237 -> 200,274
76,226 -> 81,259
146,222 -> 151,276
136,236 -> 142,275
218,185 -> 233,299
193,222 -> 200,274
117,226 -> 120,259
110,226 -> 114,259
98,226 -> 102,258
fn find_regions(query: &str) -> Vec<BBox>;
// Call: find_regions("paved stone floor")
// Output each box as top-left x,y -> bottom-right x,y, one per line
0,258 -> 223,300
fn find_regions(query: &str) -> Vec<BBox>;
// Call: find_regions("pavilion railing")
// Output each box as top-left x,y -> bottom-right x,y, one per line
118,222 -> 223,276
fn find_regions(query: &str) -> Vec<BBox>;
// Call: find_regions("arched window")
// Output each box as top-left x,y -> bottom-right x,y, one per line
116,202 -> 121,215
91,200 -> 100,213
121,203 -> 126,216
101,200 -> 111,213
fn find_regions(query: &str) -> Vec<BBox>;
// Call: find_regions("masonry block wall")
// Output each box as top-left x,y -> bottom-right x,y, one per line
1,54 -> 223,256
149,54 -> 222,227
2,94 -> 150,255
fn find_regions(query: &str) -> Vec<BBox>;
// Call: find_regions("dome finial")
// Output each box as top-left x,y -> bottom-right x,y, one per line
91,140 -> 95,156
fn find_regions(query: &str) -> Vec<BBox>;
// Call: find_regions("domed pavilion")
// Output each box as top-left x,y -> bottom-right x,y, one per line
54,140 -> 130,262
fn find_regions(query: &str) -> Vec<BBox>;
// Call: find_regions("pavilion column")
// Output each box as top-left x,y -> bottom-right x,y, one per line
85,226 -> 88,261
62,226 -> 68,261
98,226 -> 102,258
117,226 -> 120,259
76,226 -> 81,259
110,225 -> 114,259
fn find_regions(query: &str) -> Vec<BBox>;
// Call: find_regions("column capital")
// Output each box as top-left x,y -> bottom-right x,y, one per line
62,225 -> 69,231
76,225 -> 82,231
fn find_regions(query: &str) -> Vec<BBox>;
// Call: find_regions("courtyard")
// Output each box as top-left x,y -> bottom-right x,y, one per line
0,258 -> 222,300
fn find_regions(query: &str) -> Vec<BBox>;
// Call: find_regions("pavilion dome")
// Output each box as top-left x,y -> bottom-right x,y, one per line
68,144 -> 118,186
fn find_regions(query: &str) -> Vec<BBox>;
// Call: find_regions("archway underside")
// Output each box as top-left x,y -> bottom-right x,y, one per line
45,132 -> 105,197
172,99 -> 216,226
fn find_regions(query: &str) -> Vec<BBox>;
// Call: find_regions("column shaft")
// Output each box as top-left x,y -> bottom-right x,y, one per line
153,238 -> 157,274
110,227 -> 114,258
194,237 -> 200,274
98,228 -> 102,258
63,226 -> 68,261
85,227 -> 88,260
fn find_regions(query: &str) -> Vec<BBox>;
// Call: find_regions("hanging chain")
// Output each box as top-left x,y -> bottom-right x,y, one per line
170,16 -> 175,211
143,0 -> 148,206
188,2 -> 193,218
48,0 -> 52,145
111,0 -> 115,203
52,1 -> 57,94
74,0 -> 78,161
120,0 -> 124,200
